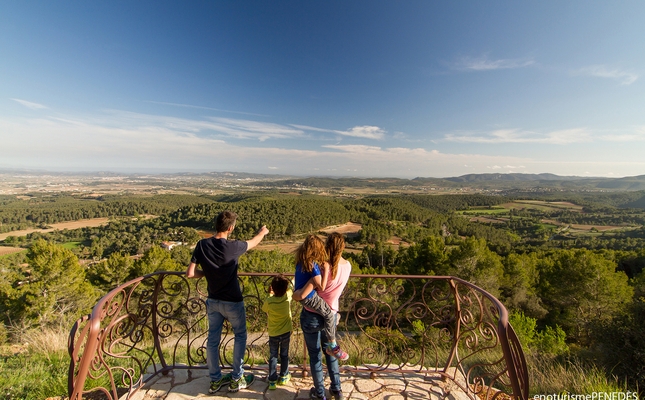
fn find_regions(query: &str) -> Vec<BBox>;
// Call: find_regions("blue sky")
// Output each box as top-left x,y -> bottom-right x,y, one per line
1,1 -> 644,178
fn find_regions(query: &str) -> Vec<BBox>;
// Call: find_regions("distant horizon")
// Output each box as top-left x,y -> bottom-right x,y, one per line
1,166 -> 643,181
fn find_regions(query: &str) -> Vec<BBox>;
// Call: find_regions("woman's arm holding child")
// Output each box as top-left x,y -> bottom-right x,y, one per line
320,261 -> 330,292
293,262 -> 329,301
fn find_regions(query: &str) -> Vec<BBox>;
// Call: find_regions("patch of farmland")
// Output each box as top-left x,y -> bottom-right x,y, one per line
507,200 -> 583,212
0,246 -> 25,256
569,224 -> 631,231
469,217 -> 507,224
0,217 -> 110,241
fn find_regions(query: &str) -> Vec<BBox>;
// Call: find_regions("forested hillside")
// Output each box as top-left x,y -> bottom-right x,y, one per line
0,194 -> 216,233
1,191 -> 645,393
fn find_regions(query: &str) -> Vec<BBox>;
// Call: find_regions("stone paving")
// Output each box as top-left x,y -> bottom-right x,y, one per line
125,366 -> 472,400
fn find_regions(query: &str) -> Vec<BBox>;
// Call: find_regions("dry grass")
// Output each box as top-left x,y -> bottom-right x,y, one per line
9,326 -> 71,354
528,354 -> 628,394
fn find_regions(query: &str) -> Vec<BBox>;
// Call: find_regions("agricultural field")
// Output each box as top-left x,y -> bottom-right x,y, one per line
0,246 -> 25,256
0,218 -> 110,241
459,200 -> 584,215
459,199 -> 644,243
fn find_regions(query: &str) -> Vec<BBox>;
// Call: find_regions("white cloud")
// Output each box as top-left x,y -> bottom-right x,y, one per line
576,65 -> 638,85
11,98 -> 48,110
206,117 -> 305,141
600,127 -> 645,142
444,128 -> 590,144
453,55 -> 534,71
323,145 -> 383,153
0,113 -> 529,177
290,124 -> 335,133
291,124 -> 386,140
83,110 -> 305,141
488,165 -> 525,171
333,126 -> 385,140
2,111 -> 644,178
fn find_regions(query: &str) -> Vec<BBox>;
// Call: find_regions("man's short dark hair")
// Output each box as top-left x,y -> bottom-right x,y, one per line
270,275 -> 289,297
215,211 -> 238,233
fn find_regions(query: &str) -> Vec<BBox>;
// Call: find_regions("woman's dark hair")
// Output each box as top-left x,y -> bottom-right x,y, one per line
325,232 -> 345,280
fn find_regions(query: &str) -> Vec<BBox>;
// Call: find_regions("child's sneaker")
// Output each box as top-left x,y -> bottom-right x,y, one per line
278,372 -> 291,385
268,380 -> 277,390
229,373 -> 254,392
325,345 -> 349,361
208,373 -> 231,393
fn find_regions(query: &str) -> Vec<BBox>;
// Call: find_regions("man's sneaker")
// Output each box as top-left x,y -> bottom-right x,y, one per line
268,380 -> 277,390
309,387 -> 327,400
208,373 -> 232,393
325,345 -> 349,361
229,373 -> 255,392
278,372 -> 291,385
330,389 -> 344,400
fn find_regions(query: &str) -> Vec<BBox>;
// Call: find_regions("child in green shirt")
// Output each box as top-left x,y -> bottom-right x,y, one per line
262,275 -> 293,390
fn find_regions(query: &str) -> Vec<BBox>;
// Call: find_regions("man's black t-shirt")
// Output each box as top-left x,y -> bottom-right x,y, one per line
190,237 -> 248,302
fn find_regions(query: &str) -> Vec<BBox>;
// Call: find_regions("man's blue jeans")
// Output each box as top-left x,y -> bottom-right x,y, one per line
300,308 -> 341,397
206,298 -> 247,381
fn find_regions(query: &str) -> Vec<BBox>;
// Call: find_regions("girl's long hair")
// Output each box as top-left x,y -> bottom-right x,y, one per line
326,232 -> 345,280
295,234 -> 327,273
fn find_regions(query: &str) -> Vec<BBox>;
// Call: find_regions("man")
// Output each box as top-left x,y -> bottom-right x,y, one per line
186,210 -> 269,393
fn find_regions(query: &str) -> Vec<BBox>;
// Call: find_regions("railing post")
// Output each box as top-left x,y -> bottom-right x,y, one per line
151,274 -> 168,372
68,310 -> 105,399
442,278 -> 461,376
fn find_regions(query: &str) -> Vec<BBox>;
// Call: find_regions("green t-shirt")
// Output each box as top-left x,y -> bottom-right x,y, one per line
262,290 -> 293,337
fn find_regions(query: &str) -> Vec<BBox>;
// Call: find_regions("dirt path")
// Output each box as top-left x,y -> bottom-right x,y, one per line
254,222 -> 363,252
319,222 -> 362,234
0,218 -> 110,241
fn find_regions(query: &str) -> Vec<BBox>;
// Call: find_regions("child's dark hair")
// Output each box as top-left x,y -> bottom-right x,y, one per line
270,274 -> 289,297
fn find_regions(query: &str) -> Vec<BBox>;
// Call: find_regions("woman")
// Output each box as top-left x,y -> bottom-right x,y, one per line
294,232 -> 352,400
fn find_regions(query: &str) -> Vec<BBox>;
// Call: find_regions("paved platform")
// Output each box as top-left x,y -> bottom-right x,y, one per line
127,367 -> 471,400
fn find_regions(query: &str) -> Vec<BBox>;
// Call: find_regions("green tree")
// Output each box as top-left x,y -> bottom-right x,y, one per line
538,249 -> 633,344
594,271 -> 645,389
170,245 -> 193,267
399,236 -> 448,275
0,240 -> 98,328
132,245 -> 182,277
501,252 -> 547,318
509,311 -> 568,356
447,236 -> 504,296
87,252 -> 134,292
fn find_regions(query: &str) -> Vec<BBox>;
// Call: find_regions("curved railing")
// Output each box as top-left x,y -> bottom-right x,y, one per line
68,272 -> 529,400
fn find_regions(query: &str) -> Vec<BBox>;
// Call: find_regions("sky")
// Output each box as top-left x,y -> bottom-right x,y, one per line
1,1 -> 645,178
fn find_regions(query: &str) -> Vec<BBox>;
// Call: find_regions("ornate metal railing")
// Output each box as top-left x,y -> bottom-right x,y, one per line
68,272 -> 529,400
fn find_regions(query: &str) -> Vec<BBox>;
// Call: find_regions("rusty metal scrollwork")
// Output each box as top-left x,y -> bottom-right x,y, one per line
68,272 -> 528,400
